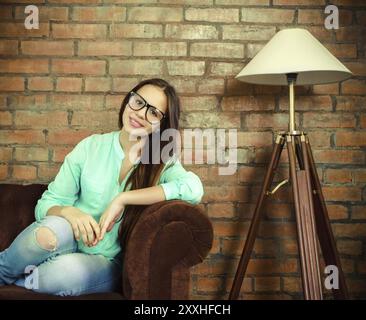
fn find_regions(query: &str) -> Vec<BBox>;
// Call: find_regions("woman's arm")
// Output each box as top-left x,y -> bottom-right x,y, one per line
114,185 -> 166,206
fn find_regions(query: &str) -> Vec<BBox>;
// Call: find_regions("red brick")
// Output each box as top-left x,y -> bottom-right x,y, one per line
134,41 -> 187,57
15,6 -> 68,21
0,165 -> 8,180
354,170 -> 366,183
78,41 -> 131,56
306,131 -> 331,148
84,77 -> 111,92
110,59 -> 163,76
211,221 -> 249,238
47,129 -> 94,145
72,6 -> 126,22
71,111 -> 117,129
110,23 -> 163,39
283,277 -> 301,293
280,95 -> 332,111
52,24 -> 107,39
328,204 -> 349,220
332,223 -> 366,237
337,240 -> 362,256
21,41 -> 74,56
128,7 -> 183,22
247,259 -> 298,274
28,77 -> 53,91
207,202 -> 235,218
112,77 -> 138,92
12,165 -> 37,180
335,132 -> 366,147
325,169 -> 352,183
351,206 -> 366,220
14,147 -> 48,162
56,77 -> 82,92
303,112 -> 355,128
186,8 -> 238,23
0,77 -> 25,92
223,25 -> 275,42
0,59 -> 49,73
323,186 -> 361,201
255,277 -> 281,292
0,148 -> 12,161
361,114 -> 366,129
312,149 -> 364,164
166,23 -> 218,40
0,130 -> 44,144
7,94 -> 48,110
0,5 -> 12,19
221,96 -> 274,111
48,0 -> 100,3
312,83 -> 339,95
273,0 -> 325,4
52,59 -> 106,76
342,79 -> 366,95
180,96 -> 218,112
237,132 -> 273,148
0,111 -> 12,126
197,79 -> 225,95
168,60 -> 205,77
14,111 -> 68,128
209,62 -> 244,77
0,23 -> 49,37
336,96 -> 366,111
50,94 -> 104,110
241,8 -> 294,24
191,42 -> 244,59
0,40 -> 18,55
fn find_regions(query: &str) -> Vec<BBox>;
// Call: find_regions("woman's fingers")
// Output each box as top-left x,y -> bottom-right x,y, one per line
71,222 -> 80,241
89,219 -> 100,241
100,215 -> 113,241
78,222 -> 89,246
83,221 -> 95,246
89,219 -> 100,246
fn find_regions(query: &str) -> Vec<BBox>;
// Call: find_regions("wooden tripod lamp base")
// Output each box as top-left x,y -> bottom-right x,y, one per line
228,131 -> 348,300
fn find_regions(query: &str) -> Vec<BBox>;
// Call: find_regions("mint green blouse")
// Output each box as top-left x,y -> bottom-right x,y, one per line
34,130 -> 204,260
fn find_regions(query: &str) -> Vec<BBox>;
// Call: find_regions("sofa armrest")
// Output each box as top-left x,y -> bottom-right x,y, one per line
122,200 -> 213,300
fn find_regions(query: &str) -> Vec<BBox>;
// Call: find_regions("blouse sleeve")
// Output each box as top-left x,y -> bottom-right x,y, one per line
158,157 -> 204,205
34,136 -> 90,222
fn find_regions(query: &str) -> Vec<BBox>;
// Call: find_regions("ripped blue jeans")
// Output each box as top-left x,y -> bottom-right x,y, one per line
0,215 -> 123,296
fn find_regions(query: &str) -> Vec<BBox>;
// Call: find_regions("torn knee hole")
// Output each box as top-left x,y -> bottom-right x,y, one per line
35,226 -> 58,251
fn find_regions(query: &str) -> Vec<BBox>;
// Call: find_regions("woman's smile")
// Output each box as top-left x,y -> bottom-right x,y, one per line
129,116 -> 144,128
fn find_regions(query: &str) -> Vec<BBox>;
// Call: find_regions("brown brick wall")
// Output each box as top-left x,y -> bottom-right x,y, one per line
0,0 -> 365,299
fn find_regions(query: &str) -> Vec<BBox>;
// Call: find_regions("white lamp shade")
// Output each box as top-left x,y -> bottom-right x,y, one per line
235,28 -> 353,86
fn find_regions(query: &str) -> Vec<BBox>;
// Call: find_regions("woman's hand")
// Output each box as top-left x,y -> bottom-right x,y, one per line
61,207 -> 101,247
97,197 -> 126,243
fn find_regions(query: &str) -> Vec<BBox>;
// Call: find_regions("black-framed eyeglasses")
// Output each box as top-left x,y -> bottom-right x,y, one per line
127,91 -> 166,125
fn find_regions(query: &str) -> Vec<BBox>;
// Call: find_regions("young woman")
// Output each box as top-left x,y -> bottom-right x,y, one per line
0,78 -> 204,296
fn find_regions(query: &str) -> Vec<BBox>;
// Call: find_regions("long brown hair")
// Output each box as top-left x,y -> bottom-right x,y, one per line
117,78 -> 181,262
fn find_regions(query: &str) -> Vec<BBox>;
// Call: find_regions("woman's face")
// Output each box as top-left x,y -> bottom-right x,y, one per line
122,84 -> 168,136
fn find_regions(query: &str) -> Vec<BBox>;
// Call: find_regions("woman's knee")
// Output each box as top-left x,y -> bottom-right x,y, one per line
34,216 -> 76,252
35,227 -> 57,251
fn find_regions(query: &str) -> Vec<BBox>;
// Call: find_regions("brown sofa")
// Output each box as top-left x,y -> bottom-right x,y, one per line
0,184 -> 213,300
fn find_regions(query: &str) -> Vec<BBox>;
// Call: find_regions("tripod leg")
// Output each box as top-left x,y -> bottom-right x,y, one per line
300,134 -> 323,299
287,135 -> 324,299
287,135 -> 312,299
229,133 -> 285,300
305,135 -> 349,299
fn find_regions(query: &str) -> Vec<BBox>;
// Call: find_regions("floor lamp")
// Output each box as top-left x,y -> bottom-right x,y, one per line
229,28 -> 353,300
